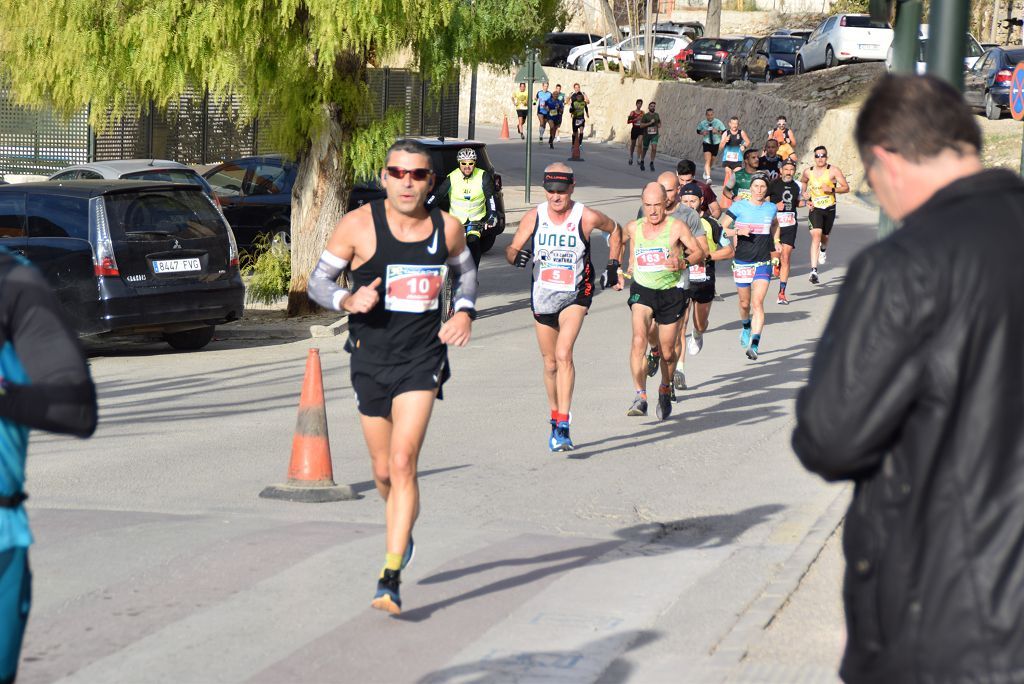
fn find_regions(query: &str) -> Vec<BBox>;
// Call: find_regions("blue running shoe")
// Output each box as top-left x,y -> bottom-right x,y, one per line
371,569 -> 402,614
400,536 -> 415,571
548,419 -> 560,451
746,344 -> 759,361
740,327 -> 751,348
551,421 -> 574,451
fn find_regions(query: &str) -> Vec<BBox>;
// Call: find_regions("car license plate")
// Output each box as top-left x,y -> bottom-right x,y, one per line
152,258 -> 201,274
859,44 -> 878,50
695,54 -> 713,61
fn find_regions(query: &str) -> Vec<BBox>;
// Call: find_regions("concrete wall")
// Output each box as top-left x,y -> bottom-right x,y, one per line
460,65 -> 862,180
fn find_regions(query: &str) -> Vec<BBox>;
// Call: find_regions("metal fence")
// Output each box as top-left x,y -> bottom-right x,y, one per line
0,69 -> 460,177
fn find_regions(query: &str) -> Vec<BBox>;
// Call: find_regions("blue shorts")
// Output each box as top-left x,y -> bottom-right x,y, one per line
0,548 -> 29,684
732,261 -> 772,288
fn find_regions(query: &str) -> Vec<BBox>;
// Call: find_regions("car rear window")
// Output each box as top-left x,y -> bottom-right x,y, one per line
691,38 -> 738,51
122,169 -> 205,187
27,194 -> 88,239
104,189 -> 226,241
1005,49 -> 1024,64
769,37 -> 804,52
843,16 -> 890,29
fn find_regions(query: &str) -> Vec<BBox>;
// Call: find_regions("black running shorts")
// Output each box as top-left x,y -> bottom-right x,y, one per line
689,273 -> 716,304
628,282 -> 689,325
533,298 -> 591,330
702,142 -> 719,157
779,225 -> 798,247
351,350 -> 450,418
809,207 -> 837,235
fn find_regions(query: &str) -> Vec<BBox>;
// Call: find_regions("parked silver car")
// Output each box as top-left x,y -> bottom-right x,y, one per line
48,159 -> 217,199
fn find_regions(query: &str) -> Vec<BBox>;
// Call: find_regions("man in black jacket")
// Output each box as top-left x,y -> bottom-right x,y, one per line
793,74 -> 1024,683
0,247 -> 97,682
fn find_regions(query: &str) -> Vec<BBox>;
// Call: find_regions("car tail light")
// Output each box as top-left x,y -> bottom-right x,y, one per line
995,69 -> 1012,84
678,48 -> 693,62
840,16 -> 847,26
226,225 -> 239,268
715,50 -> 729,60
88,196 -> 119,277
494,174 -> 503,192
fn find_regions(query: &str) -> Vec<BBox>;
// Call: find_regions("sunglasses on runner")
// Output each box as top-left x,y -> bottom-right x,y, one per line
815,153 -> 828,159
386,166 -> 432,181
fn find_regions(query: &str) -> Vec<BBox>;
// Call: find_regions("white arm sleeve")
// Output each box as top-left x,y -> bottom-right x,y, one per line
446,248 -> 478,312
307,250 -> 351,312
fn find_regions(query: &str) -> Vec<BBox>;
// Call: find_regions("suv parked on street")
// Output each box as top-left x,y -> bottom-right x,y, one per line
203,139 -> 507,253
796,14 -> 893,73
0,181 -> 244,350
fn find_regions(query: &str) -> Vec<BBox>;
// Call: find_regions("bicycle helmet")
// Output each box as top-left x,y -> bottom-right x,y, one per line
456,148 -> 477,162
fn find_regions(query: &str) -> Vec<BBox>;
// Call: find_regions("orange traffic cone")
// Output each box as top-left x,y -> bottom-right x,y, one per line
260,348 -> 356,503
500,114 -> 510,139
568,135 -> 584,162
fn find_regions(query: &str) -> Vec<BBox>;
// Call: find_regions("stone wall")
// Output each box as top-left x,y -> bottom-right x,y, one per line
460,65 -> 863,180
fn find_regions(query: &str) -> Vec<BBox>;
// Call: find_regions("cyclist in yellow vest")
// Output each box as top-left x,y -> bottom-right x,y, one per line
431,147 -> 498,266
800,145 -> 849,284
622,182 -> 705,421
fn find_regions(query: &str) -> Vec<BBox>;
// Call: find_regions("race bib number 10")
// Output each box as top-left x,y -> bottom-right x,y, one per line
385,264 -> 445,313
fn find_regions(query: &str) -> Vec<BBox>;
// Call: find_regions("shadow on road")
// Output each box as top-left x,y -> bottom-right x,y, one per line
417,630 -> 662,684
401,505 -> 783,624
348,465 -> 472,496
567,340 -> 815,459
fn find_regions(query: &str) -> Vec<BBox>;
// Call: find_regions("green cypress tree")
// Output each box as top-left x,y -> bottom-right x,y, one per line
0,0 -> 565,313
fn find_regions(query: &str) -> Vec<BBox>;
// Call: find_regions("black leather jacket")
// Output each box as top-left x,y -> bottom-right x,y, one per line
793,169 -> 1024,683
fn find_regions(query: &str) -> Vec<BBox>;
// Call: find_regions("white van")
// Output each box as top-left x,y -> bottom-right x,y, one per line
884,25 -> 984,74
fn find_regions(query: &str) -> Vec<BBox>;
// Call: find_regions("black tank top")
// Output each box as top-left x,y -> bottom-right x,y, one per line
348,200 -> 448,365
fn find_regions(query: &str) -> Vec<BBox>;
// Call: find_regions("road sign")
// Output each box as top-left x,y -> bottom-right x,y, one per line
1011,63 -> 1024,121
515,60 -> 548,83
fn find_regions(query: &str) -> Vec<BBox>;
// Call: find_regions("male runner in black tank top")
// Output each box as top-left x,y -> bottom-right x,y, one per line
307,139 -> 478,616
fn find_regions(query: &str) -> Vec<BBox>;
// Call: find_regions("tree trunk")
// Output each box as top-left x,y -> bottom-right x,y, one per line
706,0 -> 722,39
286,106 -> 352,316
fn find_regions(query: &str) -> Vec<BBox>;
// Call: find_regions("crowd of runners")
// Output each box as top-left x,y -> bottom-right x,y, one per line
305,92 -> 852,613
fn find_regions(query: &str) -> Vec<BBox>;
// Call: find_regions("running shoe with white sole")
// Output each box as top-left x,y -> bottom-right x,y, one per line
656,390 -> 672,420
818,249 -> 827,265
687,332 -> 703,356
551,422 -> 574,451
371,569 -> 402,614
809,270 -> 819,285
740,327 -> 751,348
777,292 -> 789,305
646,351 -> 660,377
673,370 -> 687,391
626,396 -> 648,416
746,344 -> 759,361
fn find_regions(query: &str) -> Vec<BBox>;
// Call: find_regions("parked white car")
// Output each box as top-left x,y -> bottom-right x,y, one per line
796,14 -> 893,73
569,31 -> 630,71
597,34 -> 690,72
884,25 -> 984,74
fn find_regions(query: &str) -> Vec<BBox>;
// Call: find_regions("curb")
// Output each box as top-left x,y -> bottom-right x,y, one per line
215,316 -> 348,342
709,483 -> 852,677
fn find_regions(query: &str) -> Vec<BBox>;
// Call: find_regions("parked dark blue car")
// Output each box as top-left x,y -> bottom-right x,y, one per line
964,46 -> 1024,120
741,34 -> 808,82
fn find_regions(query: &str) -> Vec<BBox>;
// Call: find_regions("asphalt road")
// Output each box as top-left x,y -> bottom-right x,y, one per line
20,129 -> 875,683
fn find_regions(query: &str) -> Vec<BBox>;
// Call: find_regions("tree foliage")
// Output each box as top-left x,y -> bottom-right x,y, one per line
0,0 -> 565,153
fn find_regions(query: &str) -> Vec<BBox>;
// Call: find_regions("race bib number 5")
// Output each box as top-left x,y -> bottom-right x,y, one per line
385,264 -> 444,313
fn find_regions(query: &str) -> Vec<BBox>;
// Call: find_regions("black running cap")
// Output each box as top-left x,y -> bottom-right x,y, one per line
679,182 -> 703,198
543,171 -> 574,192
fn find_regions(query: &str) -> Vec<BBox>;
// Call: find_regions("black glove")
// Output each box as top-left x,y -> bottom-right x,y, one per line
513,249 -> 532,268
602,260 -> 620,289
